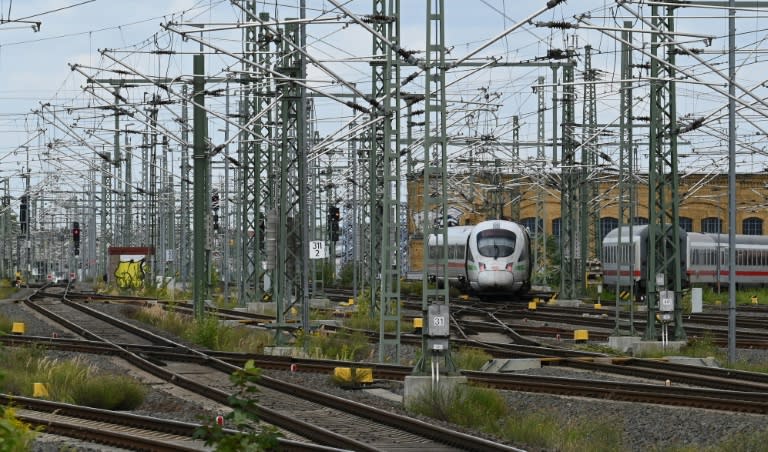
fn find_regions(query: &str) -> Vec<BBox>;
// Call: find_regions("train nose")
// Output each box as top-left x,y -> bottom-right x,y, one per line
477,270 -> 514,289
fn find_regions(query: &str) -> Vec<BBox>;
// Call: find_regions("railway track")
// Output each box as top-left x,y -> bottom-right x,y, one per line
10,285 -> 520,451
22,286 -> 768,417
483,303 -> 768,348
6,331 -> 768,415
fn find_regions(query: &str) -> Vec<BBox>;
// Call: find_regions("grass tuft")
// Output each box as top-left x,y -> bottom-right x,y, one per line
126,304 -> 273,353
452,347 -> 492,371
70,375 -> 146,410
0,347 -> 145,410
407,383 -> 625,451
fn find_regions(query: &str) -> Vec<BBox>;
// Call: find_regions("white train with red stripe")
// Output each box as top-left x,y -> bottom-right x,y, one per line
602,225 -> 768,289
426,219 -> 532,297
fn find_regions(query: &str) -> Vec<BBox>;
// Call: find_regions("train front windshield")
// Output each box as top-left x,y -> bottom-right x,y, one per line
476,229 -> 516,258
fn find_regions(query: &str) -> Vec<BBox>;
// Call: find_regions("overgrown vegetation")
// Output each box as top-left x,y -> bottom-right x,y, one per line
0,312 -> 13,335
125,304 -> 273,352
451,347 -> 492,371
295,328 -> 373,361
0,279 -> 17,299
194,360 -> 282,450
694,285 -> 768,306
407,384 -> 624,451
0,405 -> 38,450
0,347 -> 145,410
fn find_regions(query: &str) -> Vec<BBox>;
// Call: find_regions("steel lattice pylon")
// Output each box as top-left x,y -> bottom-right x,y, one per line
615,21 -> 637,335
580,45 -> 599,287
272,20 -> 307,340
415,0 -> 457,376
372,0 -> 402,363
240,5 -> 274,306
560,59 -> 578,300
533,76 -> 547,285
646,5 -> 685,341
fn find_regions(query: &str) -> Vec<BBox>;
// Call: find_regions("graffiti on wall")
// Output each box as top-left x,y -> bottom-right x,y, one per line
114,255 -> 148,289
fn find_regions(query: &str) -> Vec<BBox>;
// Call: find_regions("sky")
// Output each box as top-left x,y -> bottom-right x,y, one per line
0,1 -> 767,219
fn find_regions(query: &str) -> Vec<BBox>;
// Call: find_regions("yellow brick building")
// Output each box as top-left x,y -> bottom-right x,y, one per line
406,173 -> 768,271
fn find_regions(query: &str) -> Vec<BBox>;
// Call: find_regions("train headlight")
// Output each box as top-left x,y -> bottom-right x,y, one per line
478,263 -> 486,272
506,263 -> 514,272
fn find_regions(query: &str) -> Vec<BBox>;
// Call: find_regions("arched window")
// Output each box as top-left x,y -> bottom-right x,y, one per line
600,217 -> 618,242
743,217 -> 763,235
701,217 -> 722,233
551,218 -> 561,242
520,217 -> 543,237
679,217 -> 693,232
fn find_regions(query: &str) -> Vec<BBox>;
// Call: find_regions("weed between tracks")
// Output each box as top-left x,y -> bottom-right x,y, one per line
406,384 -> 623,451
124,303 -> 272,352
0,346 -> 145,410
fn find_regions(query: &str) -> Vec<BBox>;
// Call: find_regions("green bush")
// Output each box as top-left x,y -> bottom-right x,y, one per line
195,360 -> 282,450
0,313 -> 13,334
70,375 -> 146,410
0,406 -> 38,450
452,347 -> 492,371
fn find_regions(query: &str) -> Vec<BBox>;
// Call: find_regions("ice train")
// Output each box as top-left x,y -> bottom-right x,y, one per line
602,225 -> 768,289
425,219 -> 532,297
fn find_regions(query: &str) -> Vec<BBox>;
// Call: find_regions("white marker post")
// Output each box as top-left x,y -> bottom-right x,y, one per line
309,240 -> 326,260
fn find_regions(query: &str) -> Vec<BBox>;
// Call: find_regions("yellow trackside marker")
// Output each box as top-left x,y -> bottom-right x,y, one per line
348,298 -> 355,305
528,301 -> 538,310
413,317 -> 423,329
751,295 -> 758,305
574,330 -> 589,341
594,303 -> 602,310
460,294 -> 469,301
33,383 -> 49,398
11,322 -> 25,335
333,367 -> 373,384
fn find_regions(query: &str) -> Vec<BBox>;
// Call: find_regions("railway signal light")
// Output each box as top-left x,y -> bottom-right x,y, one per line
328,205 -> 340,223
327,206 -> 340,242
19,195 -> 28,235
72,222 -> 81,256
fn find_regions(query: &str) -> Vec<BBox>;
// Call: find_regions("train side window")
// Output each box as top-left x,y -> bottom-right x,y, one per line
429,245 -> 443,259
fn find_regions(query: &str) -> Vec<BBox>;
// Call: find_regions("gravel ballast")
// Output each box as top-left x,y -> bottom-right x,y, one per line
2,295 -> 768,451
